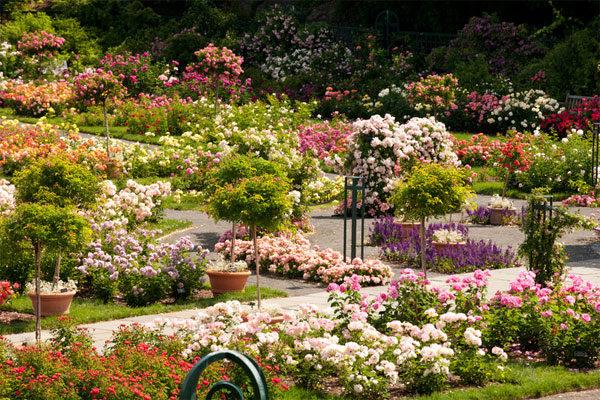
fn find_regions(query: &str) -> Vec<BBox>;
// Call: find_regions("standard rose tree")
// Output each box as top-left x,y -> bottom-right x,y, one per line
208,174 -> 293,308
3,203 -> 90,341
73,69 -> 127,157
390,163 -> 474,275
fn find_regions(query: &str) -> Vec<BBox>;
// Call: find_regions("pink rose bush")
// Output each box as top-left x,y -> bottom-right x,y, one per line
214,233 -> 392,286
73,68 -> 127,107
16,31 -> 65,58
99,51 -> 164,95
182,44 -> 250,101
147,268 -> 600,397
297,120 -> 352,162
339,114 -> 458,215
563,193 -> 600,207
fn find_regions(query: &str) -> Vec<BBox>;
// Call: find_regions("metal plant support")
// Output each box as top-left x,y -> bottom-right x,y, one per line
527,195 -> 554,273
374,10 -> 400,53
592,122 -> 600,188
179,350 -> 268,400
343,176 -> 366,261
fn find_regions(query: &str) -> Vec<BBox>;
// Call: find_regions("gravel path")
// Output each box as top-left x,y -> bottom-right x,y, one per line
538,389 -> 600,399
162,194 -> 600,296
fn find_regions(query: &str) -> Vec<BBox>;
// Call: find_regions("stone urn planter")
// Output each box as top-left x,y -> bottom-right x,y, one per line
28,291 -> 76,317
432,241 -> 466,253
488,207 -> 517,226
207,270 -> 251,295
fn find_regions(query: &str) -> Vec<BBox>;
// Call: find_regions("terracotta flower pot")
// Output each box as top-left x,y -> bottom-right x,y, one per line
488,207 -> 516,225
432,241 -> 466,253
207,270 -> 251,295
393,219 -> 420,238
28,291 -> 76,317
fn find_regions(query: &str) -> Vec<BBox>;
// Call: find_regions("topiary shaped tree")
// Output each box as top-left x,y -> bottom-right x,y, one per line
390,164 -> 474,276
3,203 -> 90,341
13,156 -> 99,284
206,155 -> 285,266
208,174 -> 292,308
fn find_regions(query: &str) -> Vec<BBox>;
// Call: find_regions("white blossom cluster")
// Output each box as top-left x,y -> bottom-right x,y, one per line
0,179 -> 16,216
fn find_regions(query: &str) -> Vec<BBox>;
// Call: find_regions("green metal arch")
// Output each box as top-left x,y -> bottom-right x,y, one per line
179,350 -> 269,400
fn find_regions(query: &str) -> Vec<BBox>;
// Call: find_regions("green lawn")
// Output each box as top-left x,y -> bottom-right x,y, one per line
144,218 -> 193,236
0,107 -> 158,144
283,362 -> 600,399
0,285 -> 286,335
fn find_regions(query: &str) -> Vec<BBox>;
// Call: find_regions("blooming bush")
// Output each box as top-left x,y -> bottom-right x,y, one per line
0,281 -> 17,305
303,175 -> 343,205
115,94 -> 194,136
16,31 -> 65,58
487,89 -> 562,132
214,233 -> 392,286
340,114 -> 458,215
297,120 -> 352,162
541,96 -> 600,137
563,193 -> 600,207
99,51 -> 165,96
403,74 -> 460,117
0,80 -> 75,116
182,44 -> 249,101
452,133 -> 501,167
373,218 -> 518,273
73,68 -> 127,108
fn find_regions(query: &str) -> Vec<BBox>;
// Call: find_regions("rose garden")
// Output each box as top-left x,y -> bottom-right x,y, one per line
0,2 -> 599,399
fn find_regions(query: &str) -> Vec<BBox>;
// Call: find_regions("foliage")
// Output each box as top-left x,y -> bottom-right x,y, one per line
390,164 -> 473,222
519,189 -> 595,285
208,175 -> 292,231
13,156 -> 99,208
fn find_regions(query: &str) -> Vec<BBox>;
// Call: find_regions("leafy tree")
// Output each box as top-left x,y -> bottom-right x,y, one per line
208,175 -> 292,307
390,164 -> 474,275
3,203 -> 90,341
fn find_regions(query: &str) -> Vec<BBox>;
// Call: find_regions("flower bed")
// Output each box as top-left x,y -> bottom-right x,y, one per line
0,80 -> 75,116
214,233 -> 392,286
541,96 -> 600,137
372,218 -> 518,273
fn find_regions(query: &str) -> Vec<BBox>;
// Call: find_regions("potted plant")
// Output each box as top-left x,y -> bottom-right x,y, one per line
206,257 -> 251,295
488,194 -> 517,225
390,164 -> 473,276
25,279 -> 78,316
393,217 -> 421,239
3,203 -> 90,341
431,228 -> 466,252
208,174 -> 293,308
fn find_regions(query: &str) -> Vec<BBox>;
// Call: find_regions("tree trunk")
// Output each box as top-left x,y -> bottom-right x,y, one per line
103,101 -> 110,159
252,225 -> 261,309
502,170 -> 510,198
34,243 -> 42,343
230,222 -> 236,263
52,253 -> 62,284
420,216 -> 427,277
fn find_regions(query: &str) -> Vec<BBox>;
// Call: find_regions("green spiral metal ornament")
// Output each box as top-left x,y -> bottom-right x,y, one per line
179,350 -> 269,400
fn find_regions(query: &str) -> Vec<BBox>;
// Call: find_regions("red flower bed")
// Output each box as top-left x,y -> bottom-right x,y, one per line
541,96 -> 600,137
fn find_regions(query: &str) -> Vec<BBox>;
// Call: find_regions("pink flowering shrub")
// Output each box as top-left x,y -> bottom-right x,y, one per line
403,74 -> 460,117
451,133 -> 502,167
485,271 -> 600,367
17,31 -> 65,58
563,193 -> 600,207
464,91 -> 508,131
99,51 -> 165,95
214,233 -> 392,286
297,120 -> 352,162
182,44 -> 250,101
73,68 -> 127,108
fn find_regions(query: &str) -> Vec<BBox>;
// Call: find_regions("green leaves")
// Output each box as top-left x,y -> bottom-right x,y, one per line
390,164 -> 474,221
